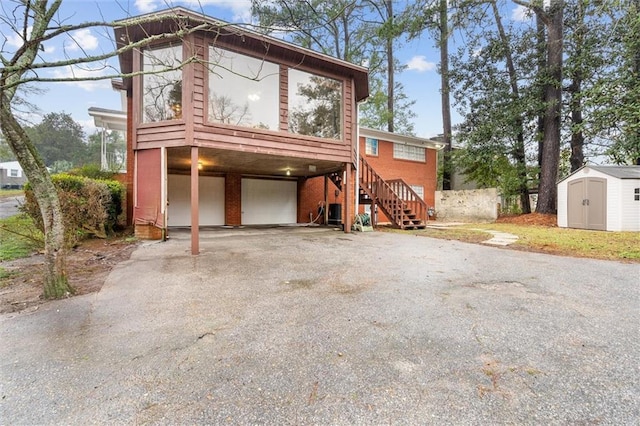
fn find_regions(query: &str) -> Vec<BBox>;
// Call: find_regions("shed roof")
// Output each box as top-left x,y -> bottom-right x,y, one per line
114,7 -> 369,101
559,165 -> 640,183
588,165 -> 640,179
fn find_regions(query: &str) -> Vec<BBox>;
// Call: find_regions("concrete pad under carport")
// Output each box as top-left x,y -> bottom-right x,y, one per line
1,229 -> 638,424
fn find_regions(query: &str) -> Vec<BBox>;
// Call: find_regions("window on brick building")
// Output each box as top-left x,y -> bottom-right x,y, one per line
393,143 -> 425,162
365,138 -> 378,156
409,185 -> 424,199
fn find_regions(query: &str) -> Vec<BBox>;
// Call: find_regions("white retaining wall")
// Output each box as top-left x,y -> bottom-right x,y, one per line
435,188 -> 499,222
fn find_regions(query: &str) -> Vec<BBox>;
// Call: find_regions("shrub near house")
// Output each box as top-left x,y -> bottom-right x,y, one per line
23,173 -> 124,247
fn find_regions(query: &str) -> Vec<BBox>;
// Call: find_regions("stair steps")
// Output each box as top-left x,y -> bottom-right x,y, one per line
358,155 -> 428,230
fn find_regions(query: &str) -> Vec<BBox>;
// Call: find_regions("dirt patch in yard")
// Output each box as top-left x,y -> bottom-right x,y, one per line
0,237 -> 138,314
496,213 -> 557,227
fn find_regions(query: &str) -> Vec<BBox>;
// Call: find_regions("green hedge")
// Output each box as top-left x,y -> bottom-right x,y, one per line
23,173 -> 125,247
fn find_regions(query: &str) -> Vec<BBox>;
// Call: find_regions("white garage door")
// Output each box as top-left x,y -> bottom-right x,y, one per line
167,174 -> 225,226
241,178 -> 297,225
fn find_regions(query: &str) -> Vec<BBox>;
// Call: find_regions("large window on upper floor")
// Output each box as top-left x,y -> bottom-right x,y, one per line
208,47 -> 280,130
142,44 -> 183,123
288,69 -> 342,140
393,143 -> 425,162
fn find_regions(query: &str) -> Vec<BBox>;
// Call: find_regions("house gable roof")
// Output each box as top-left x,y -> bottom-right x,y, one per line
558,165 -> 640,183
114,7 -> 369,101
359,127 -> 445,150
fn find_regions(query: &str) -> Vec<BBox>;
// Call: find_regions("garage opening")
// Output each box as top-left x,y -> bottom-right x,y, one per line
241,178 -> 297,225
167,174 -> 225,226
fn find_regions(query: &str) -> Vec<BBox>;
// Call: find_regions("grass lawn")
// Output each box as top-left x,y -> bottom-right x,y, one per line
393,223 -> 640,262
0,189 -> 24,200
468,223 -> 640,261
0,214 -> 43,261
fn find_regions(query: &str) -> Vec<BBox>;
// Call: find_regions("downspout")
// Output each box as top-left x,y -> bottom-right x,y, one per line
355,101 -> 360,215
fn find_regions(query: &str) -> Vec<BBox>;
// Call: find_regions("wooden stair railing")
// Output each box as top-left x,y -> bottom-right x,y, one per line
359,155 -> 427,230
386,179 -> 428,227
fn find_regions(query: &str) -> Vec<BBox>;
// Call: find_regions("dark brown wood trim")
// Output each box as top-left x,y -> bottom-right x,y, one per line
132,48 -> 141,150
183,33 -> 195,141
279,65 -> 288,132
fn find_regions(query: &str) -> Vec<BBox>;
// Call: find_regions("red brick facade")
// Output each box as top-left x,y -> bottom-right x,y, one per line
358,135 -> 439,223
297,177 -> 327,224
225,173 -> 242,226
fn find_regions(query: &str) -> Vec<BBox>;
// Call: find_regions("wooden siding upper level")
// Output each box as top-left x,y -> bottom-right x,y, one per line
133,24 -> 360,167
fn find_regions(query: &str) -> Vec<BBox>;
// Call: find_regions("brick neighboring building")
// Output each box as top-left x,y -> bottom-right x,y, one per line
357,128 -> 443,225
299,128 -> 444,227
107,7 -> 443,252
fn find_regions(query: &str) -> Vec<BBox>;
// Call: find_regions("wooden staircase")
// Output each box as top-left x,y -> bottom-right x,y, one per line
359,155 -> 428,230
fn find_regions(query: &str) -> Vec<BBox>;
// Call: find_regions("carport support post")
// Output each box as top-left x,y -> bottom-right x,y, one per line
190,146 -> 199,255
344,163 -> 351,233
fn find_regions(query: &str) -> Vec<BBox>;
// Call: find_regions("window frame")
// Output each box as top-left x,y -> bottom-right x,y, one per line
409,185 -> 424,200
365,138 -> 378,156
140,42 -> 184,124
393,143 -> 426,162
634,188 -> 639,201
287,67 -> 344,140
206,45 -> 281,131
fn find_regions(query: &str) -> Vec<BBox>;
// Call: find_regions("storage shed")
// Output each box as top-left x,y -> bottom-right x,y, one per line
557,165 -> 640,231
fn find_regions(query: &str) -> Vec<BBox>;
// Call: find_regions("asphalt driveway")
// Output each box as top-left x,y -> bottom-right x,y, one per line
1,228 -> 638,424
0,195 -> 23,219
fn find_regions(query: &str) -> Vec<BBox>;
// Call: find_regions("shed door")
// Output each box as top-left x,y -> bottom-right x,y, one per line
586,178 -> 606,230
567,177 -> 606,230
241,178 -> 297,225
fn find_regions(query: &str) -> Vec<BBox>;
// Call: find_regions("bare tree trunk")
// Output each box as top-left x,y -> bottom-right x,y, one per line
569,87 -> 584,172
440,0 -> 452,190
632,0 -> 640,165
491,0 -> 531,213
0,0 -> 72,298
386,0 -> 395,133
536,1 -> 564,214
0,102 -> 71,298
568,0 -> 585,172
536,14 -> 546,180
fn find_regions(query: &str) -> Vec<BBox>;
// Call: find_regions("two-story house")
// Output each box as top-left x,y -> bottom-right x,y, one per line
112,8 -> 444,254
114,7 -> 369,253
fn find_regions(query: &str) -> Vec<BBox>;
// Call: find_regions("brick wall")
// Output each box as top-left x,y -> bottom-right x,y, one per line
298,172 -> 353,226
298,177 -> 329,224
225,173 -> 242,225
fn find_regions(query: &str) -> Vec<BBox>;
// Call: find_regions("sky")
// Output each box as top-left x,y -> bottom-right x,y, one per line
1,0 -> 531,139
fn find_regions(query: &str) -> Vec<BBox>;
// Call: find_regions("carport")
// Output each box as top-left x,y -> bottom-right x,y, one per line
163,146 -> 353,253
